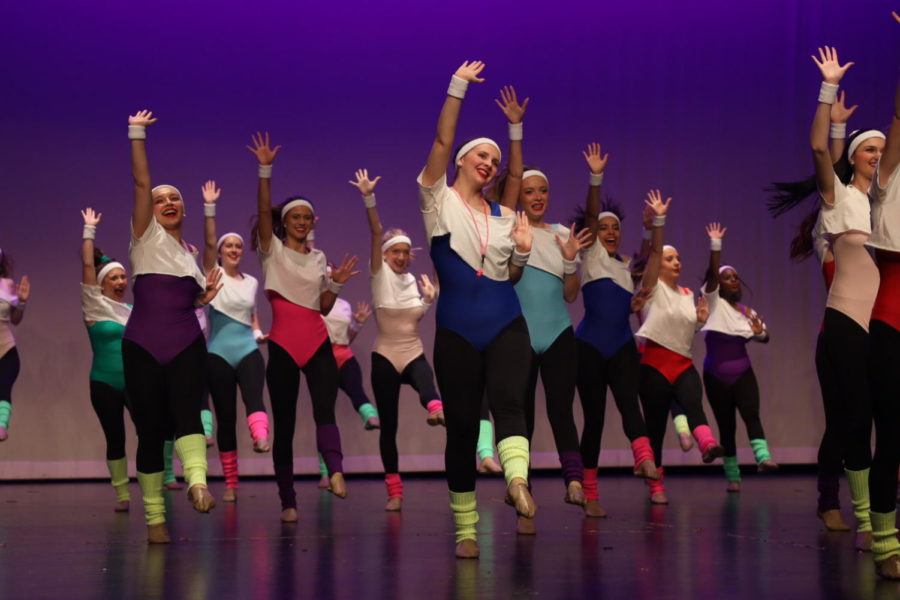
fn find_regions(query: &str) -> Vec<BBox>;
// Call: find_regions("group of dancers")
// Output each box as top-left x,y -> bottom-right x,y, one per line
0,22 -> 898,571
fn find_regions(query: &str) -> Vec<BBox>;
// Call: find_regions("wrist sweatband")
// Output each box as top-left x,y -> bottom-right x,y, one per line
128,125 -> 146,140
258,164 -> 273,179
830,122 -> 846,139
253,328 -> 265,341
710,238 -> 722,251
447,75 -> 468,99
818,82 -> 838,104
83,225 -> 96,240
642,229 -> 652,240
652,215 -> 666,227
511,249 -> 530,267
203,204 -> 216,218
508,122 -> 523,141
589,172 -> 604,187
363,194 -> 376,208
327,279 -> 344,294
563,258 -> 577,275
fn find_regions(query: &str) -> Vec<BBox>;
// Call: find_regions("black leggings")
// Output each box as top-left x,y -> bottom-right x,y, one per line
869,319 -> 900,513
338,356 -> 371,411
639,364 -> 708,466
266,339 -> 339,471
434,317 -> 530,493
703,369 -> 764,457
122,336 -> 207,473
0,347 -> 20,402
577,339 -> 647,469
815,330 -> 844,512
207,350 -> 266,453
821,308 -> 872,472
89,380 -> 133,460
372,352 -> 440,473
524,327 -> 580,457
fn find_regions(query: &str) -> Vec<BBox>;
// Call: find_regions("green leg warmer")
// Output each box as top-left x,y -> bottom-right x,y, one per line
496,436 -> 530,485
750,438 -> 772,463
846,468 -> 872,532
107,457 -> 131,502
318,453 -> 328,478
200,409 -> 214,439
672,414 -> 690,436
358,403 -> 379,425
0,400 -> 11,429
477,420 -> 495,461
163,440 -> 177,484
137,471 -> 166,525
872,511 -> 900,563
449,491 -> 479,543
723,455 -> 741,483
174,434 -> 208,488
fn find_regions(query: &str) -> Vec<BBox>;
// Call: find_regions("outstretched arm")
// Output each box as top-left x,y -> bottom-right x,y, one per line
829,91 -> 857,162
320,254 -> 360,316
557,224 -> 593,303
508,212 -> 533,284
201,180 -> 221,273
582,142 -> 609,234
811,46 -> 854,204
9,276 -> 29,325
349,301 -> 372,343
246,132 -> 282,254
81,208 -> 101,286
880,75 -> 900,188
129,110 -> 158,238
422,61 -> 486,187
348,169 -> 384,274
495,85 -> 529,209
640,190 -> 671,290
704,222 -> 726,293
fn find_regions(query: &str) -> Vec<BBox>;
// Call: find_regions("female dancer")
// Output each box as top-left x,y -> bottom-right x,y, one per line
351,169 -> 444,511
575,143 -> 660,518
0,251 -> 27,442
80,208 -> 134,510
124,110 -> 221,543
418,61 -> 535,557
700,223 -> 778,492
635,190 -> 724,504
247,132 -> 359,523
200,180 -> 270,503
323,298 -> 379,429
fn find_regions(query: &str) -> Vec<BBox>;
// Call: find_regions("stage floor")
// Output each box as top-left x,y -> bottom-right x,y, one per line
0,473 -> 894,599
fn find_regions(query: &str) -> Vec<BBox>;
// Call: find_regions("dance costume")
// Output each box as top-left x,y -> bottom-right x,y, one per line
0,283 -> 21,438
323,298 -> 379,426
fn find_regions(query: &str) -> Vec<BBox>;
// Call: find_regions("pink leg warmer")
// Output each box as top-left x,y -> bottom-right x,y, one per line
631,436 -> 655,470
426,400 -> 443,416
583,467 -> 599,502
646,467 -> 665,497
220,450 -> 239,489
247,411 -> 269,443
692,425 -> 718,455
385,473 -> 403,499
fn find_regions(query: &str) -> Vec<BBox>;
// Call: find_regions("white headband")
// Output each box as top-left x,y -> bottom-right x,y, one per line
97,261 -> 125,284
282,199 -> 315,221
596,211 -> 620,224
718,265 -> 736,275
522,169 -> 549,183
217,232 -> 244,250
382,235 -> 412,253
151,184 -> 183,200
663,244 -> 677,253
847,130 -> 886,161
455,138 -> 502,164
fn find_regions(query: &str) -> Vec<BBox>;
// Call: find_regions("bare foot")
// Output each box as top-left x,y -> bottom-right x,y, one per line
281,508 -> 298,523
634,460 -> 660,480
564,481 -> 586,506
188,484 -> 216,513
328,473 -> 347,499
147,523 -> 171,544
223,488 -> 237,502
253,437 -> 270,453
516,516 -> 536,535
478,456 -> 503,474
164,481 -> 183,491
817,509 -> 851,532
455,539 -> 480,558
505,478 -> 536,518
583,500 -> 608,518
365,416 -> 381,430
726,481 -> 741,493
385,497 -> 402,512
757,460 -> 779,473
317,475 -> 330,489
678,432 -> 694,452
114,500 -> 130,513
427,410 -> 446,427
650,492 -> 669,505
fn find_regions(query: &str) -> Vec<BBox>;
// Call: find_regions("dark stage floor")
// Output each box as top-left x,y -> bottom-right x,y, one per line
0,473 -> 896,600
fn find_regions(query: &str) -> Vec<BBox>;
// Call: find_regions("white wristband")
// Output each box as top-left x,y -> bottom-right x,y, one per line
818,82 -> 838,104
563,258 -> 577,275
253,328 -> 265,341
447,75 -> 469,99
511,249 -> 530,267
589,172 -> 604,187
642,229 -> 653,240
710,238 -> 722,251
327,279 -> 344,295
258,164 -> 273,179
508,122 -> 523,141
830,122 -> 846,139
363,194 -> 377,208
203,203 -> 216,218
652,215 -> 666,227
128,125 -> 146,140
83,225 -> 96,240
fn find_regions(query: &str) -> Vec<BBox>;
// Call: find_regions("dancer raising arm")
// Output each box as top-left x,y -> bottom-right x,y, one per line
248,132 -> 359,523
0,251 -> 27,442
200,180 -> 271,504
350,168 -> 444,512
124,111 -> 221,543
418,61 -> 536,558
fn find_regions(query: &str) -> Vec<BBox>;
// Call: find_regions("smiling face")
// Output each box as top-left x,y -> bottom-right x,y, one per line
597,216 -> 621,255
718,267 -> 742,302
659,246 -> 682,285
152,186 -> 184,230
218,235 -> 244,269
458,144 -> 500,189
519,175 -> 549,221
383,243 -> 411,274
101,268 -> 128,302
283,205 -> 315,243
850,136 -> 885,182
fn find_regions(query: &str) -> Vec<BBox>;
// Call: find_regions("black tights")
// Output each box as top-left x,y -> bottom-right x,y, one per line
524,327 -> 580,457
703,369 -> 764,457
434,318 -> 530,493
0,347 -> 20,402
815,330 -> 844,512
207,350 -> 266,453
372,353 -> 440,473
869,319 -> 900,513
89,380 -> 133,460
338,357 -> 371,411
639,364 -> 708,466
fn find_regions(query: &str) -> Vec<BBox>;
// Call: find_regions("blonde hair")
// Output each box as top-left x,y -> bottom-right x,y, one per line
382,228 -> 418,260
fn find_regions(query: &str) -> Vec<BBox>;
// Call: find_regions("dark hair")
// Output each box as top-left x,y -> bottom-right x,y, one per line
251,196 -> 315,251
0,250 -> 10,279
569,197 -> 624,233
766,128 -> 878,261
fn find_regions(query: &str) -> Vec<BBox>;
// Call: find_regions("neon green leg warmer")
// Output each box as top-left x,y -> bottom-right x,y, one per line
450,491 -> 478,543
358,403 -> 379,424
0,400 -> 11,429
137,471 -> 166,525
872,511 -> 900,563
750,438 -> 772,463
673,414 -> 690,436
496,436 -> 530,485
174,434 -> 208,488
318,453 -> 328,478
200,409 -> 214,438
107,457 -> 130,502
163,440 -> 177,485
846,468 -> 872,532
723,456 -> 741,483
477,420 -> 495,460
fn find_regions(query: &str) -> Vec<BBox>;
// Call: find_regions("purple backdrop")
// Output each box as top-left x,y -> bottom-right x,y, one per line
0,0 -> 897,476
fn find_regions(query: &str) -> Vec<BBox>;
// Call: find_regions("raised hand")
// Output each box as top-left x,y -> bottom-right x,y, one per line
830,91 -> 858,124
197,268 -> 224,305
352,300 -> 372,324
495,85 -> 529,124
128,109 -> 157,127
582,142 -> 609,175
631,287 -> 651,313
811,46 -> 854,85
454,60 -> 486,83
894,10 -> 899,24
246,132 -> 282,165
696,295 -> 710,323
645,189 -> 671,217
706,222 -> 727,240
82,207 -> 102,227
418,274 -> 437,304
557,224 -> 593,261
348,169 -> 382,196
749,313 -> 766,336
330,254 -> 361,284
201,180 -> 221,204
15,276 -> 30,302
511,211 -> 533,253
